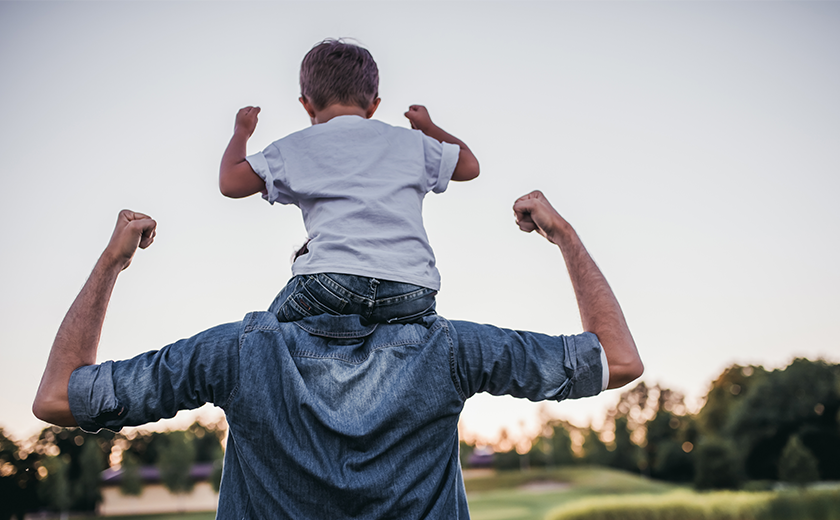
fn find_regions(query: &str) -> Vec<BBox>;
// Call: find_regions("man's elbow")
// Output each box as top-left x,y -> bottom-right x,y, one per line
32,394 -> 77,427
607,357 -> 644,390
32,398 -> 56,425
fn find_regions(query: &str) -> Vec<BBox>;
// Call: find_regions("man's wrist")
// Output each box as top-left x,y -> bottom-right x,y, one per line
98,247 -> 130,274
546,220 -> 576,247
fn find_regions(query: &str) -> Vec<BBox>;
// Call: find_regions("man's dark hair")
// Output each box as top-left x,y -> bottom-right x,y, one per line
300,39 -> 379,111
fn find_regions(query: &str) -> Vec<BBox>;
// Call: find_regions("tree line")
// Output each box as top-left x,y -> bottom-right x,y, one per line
0,421 -> 224,520
461,357 -> 840,490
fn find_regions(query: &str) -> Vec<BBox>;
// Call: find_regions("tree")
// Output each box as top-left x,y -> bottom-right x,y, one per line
580,427 -> 611,467
604,382 -> 688,476
31,427 -> 113,512
116,430 -> 167,466
652,440 -> 694,483
696,364 -> 766,436
188,421 -> 225,463
0,429 -> 40,520
37,455 -> 72,515
73,437 -> 104,510
549,423 -> 575,467
119,451 -> 143,496
693,438 -> 742,490
725,359 -> 839,481
459,441 -> 474,469
610,416 -> 642,474
529,421 -> 575,468
210,460 -> 224,493
779,434 -> 819,486
646,410 -> 695,482
157,430 -> 196,493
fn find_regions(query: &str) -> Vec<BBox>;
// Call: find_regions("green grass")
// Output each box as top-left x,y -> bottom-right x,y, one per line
466,466 -> 677,520
545,487 -> 840,520
98,467 -> 676,520
99,468 -> 839,520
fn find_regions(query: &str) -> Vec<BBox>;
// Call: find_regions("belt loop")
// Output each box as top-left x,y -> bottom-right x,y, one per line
368,278 -> 380,301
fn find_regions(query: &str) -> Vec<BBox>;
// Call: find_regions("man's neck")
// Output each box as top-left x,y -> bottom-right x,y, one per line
312,104 -> 368,124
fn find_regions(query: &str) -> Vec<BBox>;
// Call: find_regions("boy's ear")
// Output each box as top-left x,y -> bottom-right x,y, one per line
366,98 -> 381,119
299,96 -> 317,120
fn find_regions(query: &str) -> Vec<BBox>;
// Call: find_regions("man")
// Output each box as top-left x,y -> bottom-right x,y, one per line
33,190 -> 642,518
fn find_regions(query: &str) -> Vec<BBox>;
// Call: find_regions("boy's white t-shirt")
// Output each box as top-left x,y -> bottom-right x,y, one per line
246,115 -> 460,291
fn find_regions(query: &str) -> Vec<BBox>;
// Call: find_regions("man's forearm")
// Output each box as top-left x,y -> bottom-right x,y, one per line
513,191 -> 642,389
553,227 -> 642,389
33,255 -> 121,425
33,210 -> 156,426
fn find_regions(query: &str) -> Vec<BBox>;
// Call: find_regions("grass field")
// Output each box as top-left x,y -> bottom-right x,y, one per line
94,470 -> 840,520
97,466 -> 676,520
465,466 -> 676,520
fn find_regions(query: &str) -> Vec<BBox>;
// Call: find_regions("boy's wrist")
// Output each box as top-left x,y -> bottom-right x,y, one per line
233,126 -> 252,139
418,123 -> 437,135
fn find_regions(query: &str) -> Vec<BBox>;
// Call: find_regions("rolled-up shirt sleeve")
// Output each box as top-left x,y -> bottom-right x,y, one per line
68,320 -> 243,433
450,321 -> 605,402
599,343 -> 610,391
421,135 -> 459,194
246,143 -> 296,206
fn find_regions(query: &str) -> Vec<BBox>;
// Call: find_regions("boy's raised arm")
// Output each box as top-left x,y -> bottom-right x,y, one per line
219,106 -> 266,198
404,105 -> 479,182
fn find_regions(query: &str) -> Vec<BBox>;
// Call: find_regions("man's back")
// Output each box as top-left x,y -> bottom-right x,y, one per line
221,310 -> 606,517
222,312 -> 467,518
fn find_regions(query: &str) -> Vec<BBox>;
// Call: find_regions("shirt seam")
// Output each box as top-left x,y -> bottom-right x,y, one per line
289,338 -> 420,365
221,314 -> 251,409
440,320 -> 467,402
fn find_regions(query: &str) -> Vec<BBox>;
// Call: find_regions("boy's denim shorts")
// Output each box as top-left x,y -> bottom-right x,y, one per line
269,273 -> 437,324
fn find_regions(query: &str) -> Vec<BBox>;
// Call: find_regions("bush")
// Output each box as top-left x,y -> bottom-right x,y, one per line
778,434 -> 820,486
693,438 -> 742,490
546,488 -> 840,520
547,490 -> 770,520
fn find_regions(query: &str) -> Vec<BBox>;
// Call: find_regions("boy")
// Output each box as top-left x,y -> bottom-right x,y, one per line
219,39 -> 479,324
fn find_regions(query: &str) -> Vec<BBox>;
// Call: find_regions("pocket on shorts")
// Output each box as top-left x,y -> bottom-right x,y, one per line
280,276 -> 350,321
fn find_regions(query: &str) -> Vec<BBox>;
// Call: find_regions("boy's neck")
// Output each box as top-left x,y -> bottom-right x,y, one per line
311,104 -> 368,125
300,96 -> 381,125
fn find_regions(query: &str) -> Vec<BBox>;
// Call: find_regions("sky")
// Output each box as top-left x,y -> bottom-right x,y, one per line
1,1 -> 839,448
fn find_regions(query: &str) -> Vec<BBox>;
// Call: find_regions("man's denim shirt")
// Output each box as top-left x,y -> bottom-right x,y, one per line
69,312 -> 605,519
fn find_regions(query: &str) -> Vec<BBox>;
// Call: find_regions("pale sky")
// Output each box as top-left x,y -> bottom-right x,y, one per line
2,1 -> 839,447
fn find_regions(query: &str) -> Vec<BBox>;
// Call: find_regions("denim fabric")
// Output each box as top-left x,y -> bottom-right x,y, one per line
69,313 -> 605,519
269,273 -> 437,324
